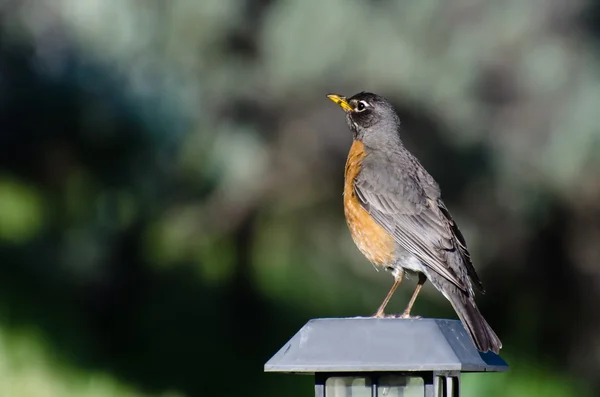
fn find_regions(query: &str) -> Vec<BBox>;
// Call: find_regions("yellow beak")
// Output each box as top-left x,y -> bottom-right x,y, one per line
327,94 -> 353,112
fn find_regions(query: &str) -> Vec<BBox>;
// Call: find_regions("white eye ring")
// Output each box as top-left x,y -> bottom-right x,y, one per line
355,100 -> 368,112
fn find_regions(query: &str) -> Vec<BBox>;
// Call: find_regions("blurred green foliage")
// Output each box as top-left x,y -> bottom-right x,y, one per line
0,177 -> 45,243
1,0 -> 600,396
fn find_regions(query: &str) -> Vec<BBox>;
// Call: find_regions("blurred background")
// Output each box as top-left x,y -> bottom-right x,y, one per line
0,0 -> 599,396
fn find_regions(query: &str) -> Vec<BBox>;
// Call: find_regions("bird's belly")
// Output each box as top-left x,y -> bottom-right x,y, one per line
394,248 -> 425,273
343,139 -> 396,267
344,196 -> 395,266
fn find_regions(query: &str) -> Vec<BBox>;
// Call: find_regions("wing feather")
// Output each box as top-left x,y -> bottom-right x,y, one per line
355,152 -> 484,294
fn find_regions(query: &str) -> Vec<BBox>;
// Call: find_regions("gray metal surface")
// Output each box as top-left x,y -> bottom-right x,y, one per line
264,318 -> 508,373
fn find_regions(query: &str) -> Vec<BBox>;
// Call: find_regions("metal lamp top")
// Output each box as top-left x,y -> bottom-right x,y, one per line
264,318 -> 508,374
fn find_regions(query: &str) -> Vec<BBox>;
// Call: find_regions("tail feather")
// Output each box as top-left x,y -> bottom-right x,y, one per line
447,293 -> 502,354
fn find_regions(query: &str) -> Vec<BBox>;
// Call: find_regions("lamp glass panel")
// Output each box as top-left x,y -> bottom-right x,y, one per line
325,376 -> 372,397
377,375 -> 424,397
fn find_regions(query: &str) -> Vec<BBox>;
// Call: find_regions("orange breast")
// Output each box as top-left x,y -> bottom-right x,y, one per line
344,140 -> 395,266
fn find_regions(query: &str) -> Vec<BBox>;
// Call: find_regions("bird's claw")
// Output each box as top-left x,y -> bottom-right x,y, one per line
371,311 -> 421,319
399,313 -> 421,319
383,312 -> 421,319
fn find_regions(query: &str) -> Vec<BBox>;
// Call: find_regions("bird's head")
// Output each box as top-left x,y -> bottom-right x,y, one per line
327,92 -> 402,146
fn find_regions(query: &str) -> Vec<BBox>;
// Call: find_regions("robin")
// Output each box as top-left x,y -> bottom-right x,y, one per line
327,92 -> 502,354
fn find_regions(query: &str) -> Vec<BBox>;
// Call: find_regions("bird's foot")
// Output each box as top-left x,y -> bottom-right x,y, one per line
399,313 -> 421,319
384,312 -> 422,319
371,311 -> 386,318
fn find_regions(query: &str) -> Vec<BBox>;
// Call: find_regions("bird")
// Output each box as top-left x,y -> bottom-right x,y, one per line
327,91 -> 502,354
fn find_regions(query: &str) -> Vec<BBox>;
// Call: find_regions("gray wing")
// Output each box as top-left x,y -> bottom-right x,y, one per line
354,152 -> 484,294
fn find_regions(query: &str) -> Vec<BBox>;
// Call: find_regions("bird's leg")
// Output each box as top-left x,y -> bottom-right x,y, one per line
399,273 -> 427,319
373,268 -> 404,318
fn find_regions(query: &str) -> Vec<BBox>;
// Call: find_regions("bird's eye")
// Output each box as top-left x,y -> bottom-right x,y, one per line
355,101 -> 367,112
